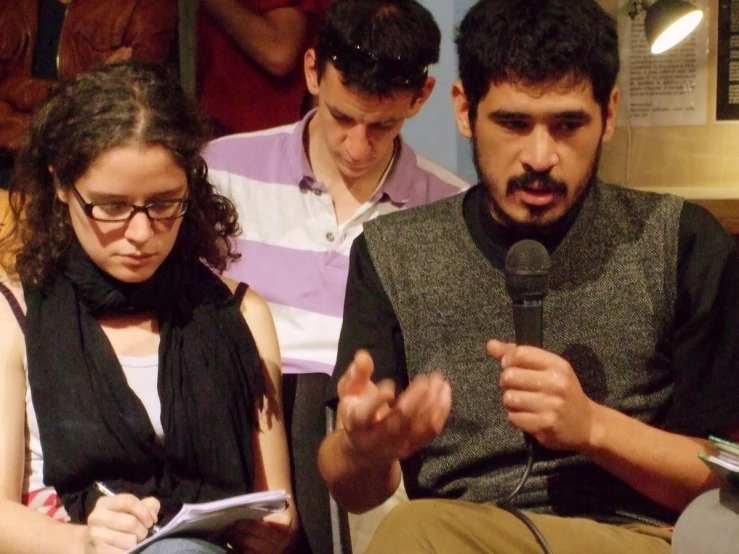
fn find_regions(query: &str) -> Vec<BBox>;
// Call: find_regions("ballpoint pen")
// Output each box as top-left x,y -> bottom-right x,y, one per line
94,481 -> 162,534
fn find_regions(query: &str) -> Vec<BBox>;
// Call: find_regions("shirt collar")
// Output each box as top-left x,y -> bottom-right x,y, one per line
295,109 -> 417,205
377,137 -> 416,206
289,109 -> 321,191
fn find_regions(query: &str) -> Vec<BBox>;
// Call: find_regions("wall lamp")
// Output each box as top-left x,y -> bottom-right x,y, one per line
626,0 -> 704,54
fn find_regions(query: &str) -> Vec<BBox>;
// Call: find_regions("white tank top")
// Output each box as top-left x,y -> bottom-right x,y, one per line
24,353 -> 162,501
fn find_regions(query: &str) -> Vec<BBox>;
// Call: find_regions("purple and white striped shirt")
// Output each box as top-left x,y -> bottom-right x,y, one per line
205,111 -> 469,375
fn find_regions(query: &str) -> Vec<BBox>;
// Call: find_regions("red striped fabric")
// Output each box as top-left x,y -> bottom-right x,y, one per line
22,489 -> 69,522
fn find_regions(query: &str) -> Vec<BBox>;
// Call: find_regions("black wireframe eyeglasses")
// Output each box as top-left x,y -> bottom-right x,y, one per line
70,185 -> 189,223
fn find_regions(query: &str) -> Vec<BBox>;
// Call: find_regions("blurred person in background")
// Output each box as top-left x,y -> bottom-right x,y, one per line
197,0 -> 331,136
0,0 -> 178,189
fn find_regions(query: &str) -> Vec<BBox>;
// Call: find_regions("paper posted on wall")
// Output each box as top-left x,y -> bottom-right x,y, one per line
126,489 -> 289,554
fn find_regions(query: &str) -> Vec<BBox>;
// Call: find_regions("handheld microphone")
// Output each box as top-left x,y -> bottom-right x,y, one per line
504,239 -> 551,348
499,241 -> 556,554
504,239 -> 551,453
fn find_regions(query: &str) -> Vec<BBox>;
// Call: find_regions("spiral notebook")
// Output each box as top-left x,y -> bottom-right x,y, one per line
126,489 -> 289,553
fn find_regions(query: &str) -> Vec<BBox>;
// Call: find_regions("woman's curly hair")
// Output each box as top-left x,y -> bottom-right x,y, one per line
1,61 -> 241,289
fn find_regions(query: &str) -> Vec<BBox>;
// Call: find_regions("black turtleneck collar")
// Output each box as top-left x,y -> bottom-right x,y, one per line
463,182 -> 589,269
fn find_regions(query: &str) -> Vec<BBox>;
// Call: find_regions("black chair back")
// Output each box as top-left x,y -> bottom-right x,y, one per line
283,372 -> 352,554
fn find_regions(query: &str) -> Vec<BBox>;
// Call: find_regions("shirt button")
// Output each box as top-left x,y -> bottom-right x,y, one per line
326,232 -> 335,242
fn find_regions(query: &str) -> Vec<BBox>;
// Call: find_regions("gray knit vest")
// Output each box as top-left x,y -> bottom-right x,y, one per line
363,181 -> 684,525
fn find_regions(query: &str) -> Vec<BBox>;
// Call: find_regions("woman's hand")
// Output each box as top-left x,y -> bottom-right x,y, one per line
225,508 -> 296,554
83,494 -> 160,554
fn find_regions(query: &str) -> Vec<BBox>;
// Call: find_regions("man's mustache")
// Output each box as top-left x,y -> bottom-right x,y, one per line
507,171 -> 568,195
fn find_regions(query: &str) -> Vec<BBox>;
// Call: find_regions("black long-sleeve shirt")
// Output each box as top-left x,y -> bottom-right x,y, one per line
329,185 -> 739,437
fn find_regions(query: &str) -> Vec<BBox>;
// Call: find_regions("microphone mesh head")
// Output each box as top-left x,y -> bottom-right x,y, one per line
504,239 -> 551,300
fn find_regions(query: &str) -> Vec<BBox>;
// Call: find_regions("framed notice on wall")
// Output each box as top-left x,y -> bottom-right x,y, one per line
616,0 -> 708,127
717,0 -> 739,120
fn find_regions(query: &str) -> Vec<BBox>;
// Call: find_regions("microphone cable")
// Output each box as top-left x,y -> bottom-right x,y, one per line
494,437 -> 554,554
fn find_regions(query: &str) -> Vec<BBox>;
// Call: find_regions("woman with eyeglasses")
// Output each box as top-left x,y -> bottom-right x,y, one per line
0,61 -> 297,554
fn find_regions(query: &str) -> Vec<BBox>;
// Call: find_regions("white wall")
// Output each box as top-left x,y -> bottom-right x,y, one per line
402,0 -> 478,183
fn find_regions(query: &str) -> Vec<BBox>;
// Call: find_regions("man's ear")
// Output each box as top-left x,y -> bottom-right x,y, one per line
601,86 -> 620,143
407,76 -> 436,116
304,48 -> 320,96
451,80 -> 472,139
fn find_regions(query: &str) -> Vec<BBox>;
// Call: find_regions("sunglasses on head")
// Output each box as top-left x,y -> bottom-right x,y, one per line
322,32 -> 428,87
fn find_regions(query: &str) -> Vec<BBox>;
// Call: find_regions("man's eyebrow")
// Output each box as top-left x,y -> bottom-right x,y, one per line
371,116 -> 404,125
552,110 -> 591,121
489,110 -> 531,120
328,106 -> 353,120
488,109 -> 593,123
328,106 -> 401,128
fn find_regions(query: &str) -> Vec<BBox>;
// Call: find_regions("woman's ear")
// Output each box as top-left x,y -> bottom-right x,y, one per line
50,167 -> 69,205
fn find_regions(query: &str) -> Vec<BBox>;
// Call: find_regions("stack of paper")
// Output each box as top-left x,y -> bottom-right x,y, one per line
126,490 -> 289,553
698,435 -> 739,487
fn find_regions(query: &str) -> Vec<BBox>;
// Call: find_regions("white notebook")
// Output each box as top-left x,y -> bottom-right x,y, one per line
698,435 -> 739,488
126,490 -> 289,553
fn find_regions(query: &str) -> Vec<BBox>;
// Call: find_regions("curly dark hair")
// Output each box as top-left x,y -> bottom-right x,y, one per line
456,0 -> 620,124
315,0 -> 440,97
1,61 -> 241,289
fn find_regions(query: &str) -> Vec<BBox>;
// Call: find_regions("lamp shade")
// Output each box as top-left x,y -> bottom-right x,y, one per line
645,0 -> 703,54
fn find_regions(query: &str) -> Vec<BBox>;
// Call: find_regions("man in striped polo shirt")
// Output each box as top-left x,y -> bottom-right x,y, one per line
205,2 -> 467,548
205,0 -> 468,379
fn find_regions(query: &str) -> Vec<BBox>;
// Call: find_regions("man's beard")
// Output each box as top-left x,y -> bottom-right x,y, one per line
471,132 -> 602,235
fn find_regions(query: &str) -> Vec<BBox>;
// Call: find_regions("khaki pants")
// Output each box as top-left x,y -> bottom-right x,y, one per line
364,499 -> 672,554
350,480 -> 409,554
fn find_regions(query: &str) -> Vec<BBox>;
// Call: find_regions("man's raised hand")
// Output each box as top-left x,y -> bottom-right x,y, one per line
337,349 -> 452,462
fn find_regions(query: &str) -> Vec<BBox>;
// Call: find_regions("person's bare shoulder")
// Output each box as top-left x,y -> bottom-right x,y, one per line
0,272 -> 26,370
0,188 -> 13,240
0,271 -> 25,313
219,276 -> 271,318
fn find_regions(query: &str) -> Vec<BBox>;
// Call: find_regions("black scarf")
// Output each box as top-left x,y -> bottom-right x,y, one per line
24,243 -> 266,524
